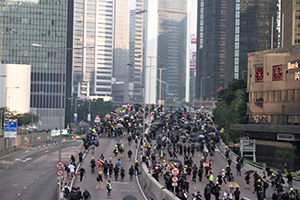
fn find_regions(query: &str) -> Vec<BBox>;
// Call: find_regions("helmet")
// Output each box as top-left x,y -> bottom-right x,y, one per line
163,160 -> 166,162
136,160 -> 138,163
226,146 -> 228,148
192,192 -> 196,196
92,157 -> 94,159
258,179 -> 261,183
185,165 -> 187,168
227,165 -> 229,167
272,173 -> 274,176
99,171 -> 102,175
146,157 -> 149,159
222,169 -> 225,171
216,181 -> 219,185
202,157 -> 204,160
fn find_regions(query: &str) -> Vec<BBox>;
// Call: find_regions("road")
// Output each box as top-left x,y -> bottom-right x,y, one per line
155,142 -> 277,200
0,139 -> 80,200
72,136 -> 146,200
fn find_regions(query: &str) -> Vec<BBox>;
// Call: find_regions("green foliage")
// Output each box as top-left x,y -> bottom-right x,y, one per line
213,78 -> 248,144
275,146 -> 298,163
65,98 -> 119,126
218,78 -> 247,105
0,107 -> 39,126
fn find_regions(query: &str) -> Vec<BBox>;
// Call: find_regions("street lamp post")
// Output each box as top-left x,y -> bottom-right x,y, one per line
158,68 -> 168,107
0,75 -> 6,137
200,76 -> 210,101
31,43 -> 94,162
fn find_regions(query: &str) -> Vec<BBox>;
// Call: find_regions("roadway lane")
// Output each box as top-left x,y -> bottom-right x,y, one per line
72,136 -> 146,200
0,140 -> 81,200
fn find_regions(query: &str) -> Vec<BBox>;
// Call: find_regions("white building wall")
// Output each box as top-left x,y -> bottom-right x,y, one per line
0,64 -> 31,114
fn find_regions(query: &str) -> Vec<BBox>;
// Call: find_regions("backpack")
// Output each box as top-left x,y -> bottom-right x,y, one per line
96,176 -> 101,182
290,192 -> 296,199
263,181 -> 269,189
64,187 -> 70,197
83,191 -> 89,199
204,185 -> 211,195
94,139 -> 99,147
106,183 -> 110,190
69,191 -> 77,200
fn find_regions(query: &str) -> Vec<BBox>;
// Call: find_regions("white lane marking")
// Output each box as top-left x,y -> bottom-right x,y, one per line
194,187 -> 197,189
31,181 -> 33,183
242,197 -> 251,200
24,187 -> 27,189
13,184 -> 18,186
18,193 -> 21,196
45,150 -> 49,153
15,158 -> 32,162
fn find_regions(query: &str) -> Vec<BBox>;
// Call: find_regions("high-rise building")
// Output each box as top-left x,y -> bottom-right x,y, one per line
195,0 -> 226,100
72,0 -> 113,99
0,0 -> 68,129
112,0 -> 130,103
281,0 -> 300,47
128,0 -> 146,103
225,0 -> 281,86
156,0 -> 188,103
196,0 -> 281,100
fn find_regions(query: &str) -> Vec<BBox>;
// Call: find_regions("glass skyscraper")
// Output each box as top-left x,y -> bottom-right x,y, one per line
0,0 -> 68,129
225,0 -> 281,85
157,0 -> 187,102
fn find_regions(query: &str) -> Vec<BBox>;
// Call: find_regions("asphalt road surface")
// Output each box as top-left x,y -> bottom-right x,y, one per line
0,140 -> 80,200
72,136 -> 146,200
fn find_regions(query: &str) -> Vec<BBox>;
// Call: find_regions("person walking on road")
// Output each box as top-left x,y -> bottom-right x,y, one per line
82,188 -> 91,200
120,167 -> 125,182
79,166 -> 86,182
236,162 -> 241,176
90,157 -> 96,174
128,149 -> 133,162
129,165 -> 134,181
95,171 -> 103,190
106,180 -> 113,199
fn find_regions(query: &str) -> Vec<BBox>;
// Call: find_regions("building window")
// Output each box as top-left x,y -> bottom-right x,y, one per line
255,67 -> 264,82
273,65 -> 282,81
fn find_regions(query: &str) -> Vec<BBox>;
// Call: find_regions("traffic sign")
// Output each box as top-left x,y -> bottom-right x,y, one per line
4,121 -> 17,138
172,176 -> 178,183
56,161 -> 65,170
74,113 -> 77,122
57,169 -> 64,176
94,115 -> 101,123
171,167 -> 179,176
172,182 -> 178,186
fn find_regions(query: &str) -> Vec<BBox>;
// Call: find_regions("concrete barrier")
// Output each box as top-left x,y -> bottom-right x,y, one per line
139,162 -> 180,200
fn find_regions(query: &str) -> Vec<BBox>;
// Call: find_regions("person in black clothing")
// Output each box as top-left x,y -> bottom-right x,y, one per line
198,166 -> 203,182
128,149 -> 133,162
78,152 -> 83,163
79,167 -> 86,182
90,157 -> 96,174
234,187 -> 240,200
236,162 -> 241,176
76,186 -> 82,200
114,165 -> 119,181
214,183 -> 221,200
82,188 -> 91,200
108,161 -> 113,178
129,166 -> 134,181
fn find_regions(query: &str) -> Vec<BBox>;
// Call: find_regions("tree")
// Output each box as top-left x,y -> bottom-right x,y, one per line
275,146 -> 298,164
213,78 -> 248,144
11,112 -> 39,126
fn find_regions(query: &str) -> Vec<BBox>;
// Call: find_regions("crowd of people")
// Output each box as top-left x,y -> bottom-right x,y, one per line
60,104 -> 298,200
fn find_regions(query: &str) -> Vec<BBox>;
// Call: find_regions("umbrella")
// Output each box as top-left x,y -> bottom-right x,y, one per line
123,195 -> 137,200
169,158 -> 182,163
178,128 -> 184,131
245,170 -> 254,174
225,182 -> 240,188
157,139 -> 166,146
161,133 -> 168,136
180,135 -> 186,138
194,142 -> 201,147
199,135 -> 205,138
114,138 -> 120,142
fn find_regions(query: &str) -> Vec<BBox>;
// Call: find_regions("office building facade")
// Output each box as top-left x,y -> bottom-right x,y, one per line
196,0 -> 226,100
72,0 -> 114,100
157,0 -> 188,102
231,45 -> 300,171
0,0 -> 68,129
225,0 -> 281,85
